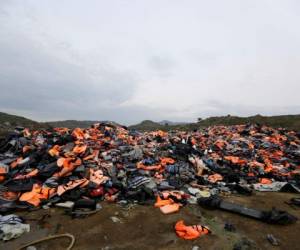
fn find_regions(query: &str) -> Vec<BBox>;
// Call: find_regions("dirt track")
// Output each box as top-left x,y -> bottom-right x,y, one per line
2,192 -> 300,250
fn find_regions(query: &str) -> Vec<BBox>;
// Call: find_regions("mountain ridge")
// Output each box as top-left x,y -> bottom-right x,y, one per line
0,112 -> 299,135
129,114 -> 300,131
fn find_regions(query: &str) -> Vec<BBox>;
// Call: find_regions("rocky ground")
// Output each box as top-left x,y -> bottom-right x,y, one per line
1,192 -> 299,250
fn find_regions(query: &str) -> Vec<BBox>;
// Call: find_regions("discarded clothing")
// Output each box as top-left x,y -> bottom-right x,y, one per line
253,182 -> 300,193
0,122 -> 299,218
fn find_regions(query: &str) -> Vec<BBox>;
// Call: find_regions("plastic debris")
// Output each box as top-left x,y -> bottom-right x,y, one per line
0,214 -> 30,241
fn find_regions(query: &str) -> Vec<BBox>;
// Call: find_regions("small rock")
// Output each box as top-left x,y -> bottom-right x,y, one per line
187,196 -> 198,204
110,216 -> 121,223
26,247 -> 37,250
266,234 -> 280,246
224,223 -> 236,232
55,201 -> 74,209
188,187 -> 200,196
118,200 -> 128,206
233,237 -> 256,250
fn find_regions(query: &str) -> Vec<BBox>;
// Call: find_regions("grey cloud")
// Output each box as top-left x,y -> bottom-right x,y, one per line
148,55 -> 176,77
0,1 -> 299,125
0,27 -> 137,122
185,50 -> 218,67
193,100 -> 300,119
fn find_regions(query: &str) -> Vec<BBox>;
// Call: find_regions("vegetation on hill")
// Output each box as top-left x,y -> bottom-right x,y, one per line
43,120 -> 121,129
43,120 -> 100,129
0,112 -> 39,127
0,112 -> 49,136
129,114 -> 300,132
1,111 -> 299,136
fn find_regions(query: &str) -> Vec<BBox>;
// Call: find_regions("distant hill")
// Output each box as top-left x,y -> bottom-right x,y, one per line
1,111 -> 299,136
129,120 -> 189,131
0,112 -> 38,127
196,114 -> 300,131
129,114 -> 300,132
129,120 -> 164,131
0,111 -> 49,136
44,120 -> 100,129
158,120 -> 188,126
44,120 -> 121,129
0,112 -> 122,136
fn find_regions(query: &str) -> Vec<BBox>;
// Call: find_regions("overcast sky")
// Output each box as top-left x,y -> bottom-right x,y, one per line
0,0 -> 299,125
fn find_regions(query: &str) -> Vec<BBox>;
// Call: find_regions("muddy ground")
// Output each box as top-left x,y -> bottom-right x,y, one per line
1,192 -> 300,250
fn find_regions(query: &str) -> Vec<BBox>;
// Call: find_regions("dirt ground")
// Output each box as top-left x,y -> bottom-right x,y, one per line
1,192 -> 300,250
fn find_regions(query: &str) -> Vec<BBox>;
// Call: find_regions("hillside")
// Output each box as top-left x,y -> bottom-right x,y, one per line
44,120 -> 121,129
44,120 -> 100,129
158,120 -> 188,126
0,112 -> 45,136
129,120 -> 165,131
196,114 -> 300,131
129,114 -> 300,132
1,111 -> 299,135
